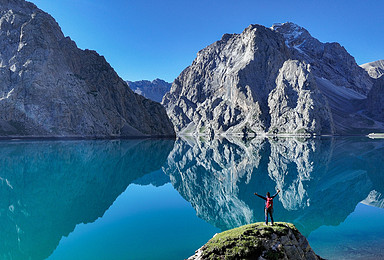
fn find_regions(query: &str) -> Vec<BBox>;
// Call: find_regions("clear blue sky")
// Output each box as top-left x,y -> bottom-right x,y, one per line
29,0 -> 384,82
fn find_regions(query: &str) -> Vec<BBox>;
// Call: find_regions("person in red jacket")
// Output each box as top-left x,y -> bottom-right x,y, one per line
254,189 -> 280,225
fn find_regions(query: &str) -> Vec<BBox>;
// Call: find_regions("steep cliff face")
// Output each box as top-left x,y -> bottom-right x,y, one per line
127,79 -> 171,103
0,0 -> 175,137
163,22 -> 377,136
163,24 -> 290,135
365,76 -> 384,122
268,60 -> 334,135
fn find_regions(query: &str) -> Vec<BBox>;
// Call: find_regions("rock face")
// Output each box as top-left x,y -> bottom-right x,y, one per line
365,76 -> 384,122
0,0 -> 175,137
268,61 -> 334,135
163,22 -> 378,136
188,222 -> 323,260
361,60 -> 384,79
127,79 -> 171,103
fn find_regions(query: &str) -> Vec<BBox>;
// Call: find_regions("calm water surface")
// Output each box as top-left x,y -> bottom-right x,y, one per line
0,137 -> 383,259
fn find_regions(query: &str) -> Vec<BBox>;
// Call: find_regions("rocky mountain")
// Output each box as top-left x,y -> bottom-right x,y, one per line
361,60 -> 384,79
0,0 -> 174,138
127,79 -> 171,103
365,76 -> 384,122
163,22 -> 379,136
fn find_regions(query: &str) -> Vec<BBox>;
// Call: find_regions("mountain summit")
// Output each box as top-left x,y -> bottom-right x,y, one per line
163,22 -> 380,136
127,79 -> 171,103
0,0 -> 175,137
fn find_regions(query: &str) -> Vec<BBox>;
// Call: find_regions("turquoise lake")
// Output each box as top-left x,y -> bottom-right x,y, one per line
0,137 -> 383,259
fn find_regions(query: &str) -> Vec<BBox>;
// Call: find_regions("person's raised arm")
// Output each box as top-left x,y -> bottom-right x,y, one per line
272,189 -> 280,198
254,192 -> 267,200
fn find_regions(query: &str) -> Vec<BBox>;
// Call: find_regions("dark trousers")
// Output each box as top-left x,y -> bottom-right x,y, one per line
265,207 -> 274,224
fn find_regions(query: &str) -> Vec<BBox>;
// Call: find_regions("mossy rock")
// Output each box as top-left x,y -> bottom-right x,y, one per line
200,222 -> 297,260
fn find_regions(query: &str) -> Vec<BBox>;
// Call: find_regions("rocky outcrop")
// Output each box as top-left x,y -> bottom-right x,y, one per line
127,78 -> 171,103
365,76 -> 384,122
268,60 -> 334,135
188,222 -> 323,260
361,60 -> 384,79
0,0 -> 175,138
163,22 -> 378,136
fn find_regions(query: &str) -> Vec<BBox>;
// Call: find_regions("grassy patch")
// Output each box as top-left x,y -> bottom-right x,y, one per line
201,222 -> 296,259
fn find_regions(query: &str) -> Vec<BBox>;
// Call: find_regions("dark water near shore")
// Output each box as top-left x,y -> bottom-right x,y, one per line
0,137 -> 383,259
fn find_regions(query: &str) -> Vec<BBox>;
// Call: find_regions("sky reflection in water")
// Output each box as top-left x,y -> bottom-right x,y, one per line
0,137 -> 383,259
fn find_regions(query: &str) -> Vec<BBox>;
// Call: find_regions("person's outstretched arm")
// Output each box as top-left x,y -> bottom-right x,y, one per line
272,189 -> 280,198
254,192 -> 267,200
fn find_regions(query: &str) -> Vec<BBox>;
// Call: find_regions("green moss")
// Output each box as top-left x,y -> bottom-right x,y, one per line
201,222 -> 297,259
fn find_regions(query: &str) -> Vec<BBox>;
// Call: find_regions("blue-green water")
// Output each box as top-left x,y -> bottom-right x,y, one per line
0,137 -> 383,259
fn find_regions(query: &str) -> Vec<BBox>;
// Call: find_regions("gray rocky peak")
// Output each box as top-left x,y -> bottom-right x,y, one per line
163,22 -> 377,136
163,24 -> 291,136
360,59 -> 384,79
126,78 -> 171,103
272,22 -> 372,96
0,0 -> 175,137
365,75 -> 384,122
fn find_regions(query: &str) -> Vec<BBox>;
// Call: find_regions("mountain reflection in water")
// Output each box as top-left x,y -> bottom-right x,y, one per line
163,137 -> 384,236
0,139 -> 174,260
0,137 -> 383,259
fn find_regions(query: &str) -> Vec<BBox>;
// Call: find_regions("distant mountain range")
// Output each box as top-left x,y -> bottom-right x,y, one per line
126,79 -> 171,103
163,22 -> 384,136
361,60 -> 384,79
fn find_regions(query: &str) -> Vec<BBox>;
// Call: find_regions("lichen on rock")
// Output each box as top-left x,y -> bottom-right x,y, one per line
188,222 -> 324,260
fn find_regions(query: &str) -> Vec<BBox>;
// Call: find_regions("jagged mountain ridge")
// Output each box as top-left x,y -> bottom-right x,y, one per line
361,60 -> 384,79
163,22 -> 380,136
126,79 -> 171,103
0,0 -> 175,137
365,76 -> 384,122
